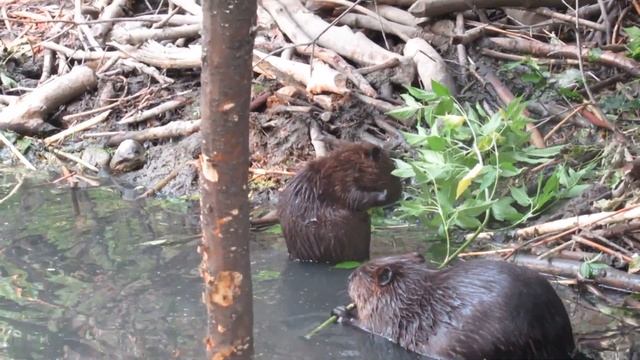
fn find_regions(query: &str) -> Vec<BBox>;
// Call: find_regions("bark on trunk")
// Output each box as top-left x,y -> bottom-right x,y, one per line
199,0 -> 256,358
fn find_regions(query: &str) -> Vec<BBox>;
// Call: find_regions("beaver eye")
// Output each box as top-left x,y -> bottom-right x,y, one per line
377,267 -> 393,286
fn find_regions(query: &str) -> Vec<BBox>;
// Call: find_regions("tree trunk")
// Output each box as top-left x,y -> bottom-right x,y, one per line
199,0 -> 256,359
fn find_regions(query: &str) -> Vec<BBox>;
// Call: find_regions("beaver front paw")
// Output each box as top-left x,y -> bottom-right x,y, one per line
332,304 -> 356,324
374,189 -> 388,203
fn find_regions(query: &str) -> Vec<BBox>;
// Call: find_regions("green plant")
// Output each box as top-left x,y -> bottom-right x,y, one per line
501,58 -> 549,88
389,82 -> 591,263
0,41 -> 19,89
578,254 -> 609,279
624,26 -> 640,60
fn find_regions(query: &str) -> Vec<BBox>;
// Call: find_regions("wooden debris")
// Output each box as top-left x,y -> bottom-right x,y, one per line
253,50 -> 349,95
486,37 -> 640,76
403,38 -> 456,94
118,98 -> 189,125
44,110 -> 111,145
0,65 -> 98,135
106,119 -> 201,146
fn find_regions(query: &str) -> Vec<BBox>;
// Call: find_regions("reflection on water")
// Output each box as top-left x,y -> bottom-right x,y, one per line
0,175 -> 636,359
0,178 -> 424,359
0,179 -> 205,359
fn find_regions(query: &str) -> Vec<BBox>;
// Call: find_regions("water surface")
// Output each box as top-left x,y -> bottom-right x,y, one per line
0,176 -> 636,359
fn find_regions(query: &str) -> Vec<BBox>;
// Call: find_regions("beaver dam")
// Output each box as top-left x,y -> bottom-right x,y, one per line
1,0 -> 640,358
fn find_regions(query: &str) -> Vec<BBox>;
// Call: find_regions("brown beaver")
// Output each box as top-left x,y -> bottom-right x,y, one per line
334,253 -> 576,359
277,142 -> 402,263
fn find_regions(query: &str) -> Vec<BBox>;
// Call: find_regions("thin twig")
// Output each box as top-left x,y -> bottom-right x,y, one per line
44,110 -> 112,145
574,0 -> 596,103
48,148 -> 99,172
458,248 -> 515,258
372,0 -> 390,49
0,16 -> 159,25
537,239 -> 576,260
543,104 -> 585,142
597,0 -> 612,44
0,175 -> 25,204
0,132 -> 36,170
573,235 -> 633,263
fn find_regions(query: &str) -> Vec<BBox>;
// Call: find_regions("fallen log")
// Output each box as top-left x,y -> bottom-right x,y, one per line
106,119 -> 200,146
511,254 -> 640,293
0,66 -> 98,136
486,37 -> 640,77
262,0 -> 399,66
407,0 -> 598,17
253,50 -> 349,95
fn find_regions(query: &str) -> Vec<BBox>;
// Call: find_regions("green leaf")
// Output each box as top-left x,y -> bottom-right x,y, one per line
402,131 -> 428,146
398,199 -> 431,218
418,149 -> 445,165
0,71 -> 17,88
425,135 -> 448,151
254,270 -> 281,281
264,224 -> 282,234
477,167 -> 497,193
534,174 -> 559,209
552,68 -> 581,88
334,261 -> 361,269
491,198 -> 522,222
521,72 -> 543,85
434,97 -> 454,115
454,212 -> 482,229
392,159 -> 416,178
406,86 -> 437,101
557,87 -> 582,101
579,262 -> 609,279
498,161 -> 521,177
15,138 -> 32,154
501,60 -> 524,71
563,184 -> 590,198
441,114 -> 465,129
523,145 -> 564,157
630,254 -> 640,274
624,26 -> 640,59
387,106 -> 418,121
430,80 -> 451,98
510,186 -> 531,207
587,48 -> 603,61
480,112 -> 503,136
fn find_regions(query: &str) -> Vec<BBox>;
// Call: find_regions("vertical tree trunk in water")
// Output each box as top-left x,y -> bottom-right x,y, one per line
199,0 -> 256,358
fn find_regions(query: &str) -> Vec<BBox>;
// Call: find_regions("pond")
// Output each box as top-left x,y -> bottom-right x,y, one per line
0,174 -> 636,359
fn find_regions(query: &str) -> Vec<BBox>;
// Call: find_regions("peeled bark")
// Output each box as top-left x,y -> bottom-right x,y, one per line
199,0 -> 256,359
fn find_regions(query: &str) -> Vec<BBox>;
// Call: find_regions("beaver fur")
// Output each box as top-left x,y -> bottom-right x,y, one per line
277,142 -> 402,263
336,253 -> 576,359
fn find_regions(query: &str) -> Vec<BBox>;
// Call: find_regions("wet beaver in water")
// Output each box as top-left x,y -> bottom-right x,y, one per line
277,142 -> 402,263
334,253 -> 576,359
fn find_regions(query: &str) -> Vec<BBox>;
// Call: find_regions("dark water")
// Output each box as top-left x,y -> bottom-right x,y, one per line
0,175 -> 637,359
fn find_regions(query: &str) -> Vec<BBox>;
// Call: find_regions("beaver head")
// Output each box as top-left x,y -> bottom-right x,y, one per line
314,142 -> 402,209
347,252 -> 428,335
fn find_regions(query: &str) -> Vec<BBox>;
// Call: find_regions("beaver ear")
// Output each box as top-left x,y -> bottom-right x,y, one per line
368,146 -> 382,161
376,266 -> 394,286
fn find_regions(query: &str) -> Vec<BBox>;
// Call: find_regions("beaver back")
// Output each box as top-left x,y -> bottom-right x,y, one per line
347,256 -> 576,359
